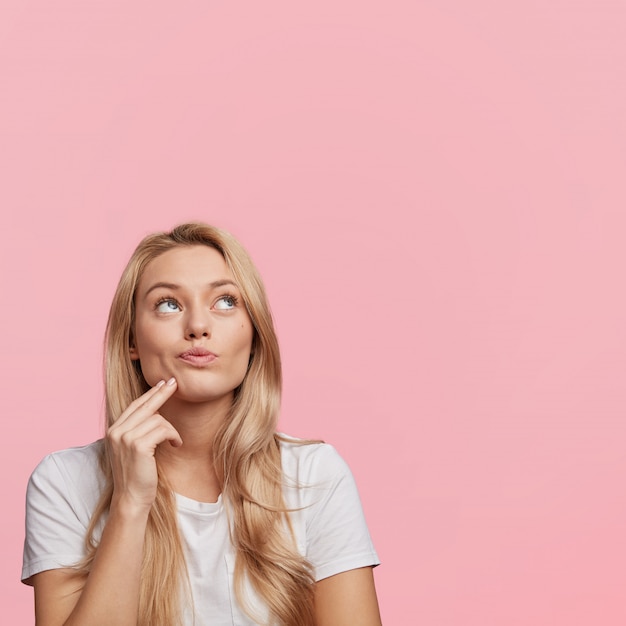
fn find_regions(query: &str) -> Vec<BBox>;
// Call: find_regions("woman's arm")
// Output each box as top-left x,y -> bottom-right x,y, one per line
314,567 -> 382,626
32,379 -> 182,626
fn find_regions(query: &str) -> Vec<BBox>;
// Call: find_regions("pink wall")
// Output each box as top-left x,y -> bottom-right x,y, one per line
2,2 -> 625,624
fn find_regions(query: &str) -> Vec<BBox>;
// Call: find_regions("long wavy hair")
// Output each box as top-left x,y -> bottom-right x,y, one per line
80,223 -> 315,625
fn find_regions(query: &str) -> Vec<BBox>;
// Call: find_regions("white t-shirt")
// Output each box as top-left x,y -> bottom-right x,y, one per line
22,437 -> 379,625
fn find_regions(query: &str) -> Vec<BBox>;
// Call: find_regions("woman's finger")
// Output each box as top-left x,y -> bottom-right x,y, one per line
116,414 -> 183,449
113,377 -> 177,428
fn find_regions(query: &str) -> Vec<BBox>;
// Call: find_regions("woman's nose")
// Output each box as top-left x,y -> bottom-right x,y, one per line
184,309 -> 211,340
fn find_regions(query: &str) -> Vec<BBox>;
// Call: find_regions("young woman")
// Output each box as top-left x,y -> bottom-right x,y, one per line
22,223 -> 381,626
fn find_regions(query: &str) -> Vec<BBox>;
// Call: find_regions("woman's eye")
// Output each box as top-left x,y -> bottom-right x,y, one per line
214,295 -> 237,310
155,299 -> 181,313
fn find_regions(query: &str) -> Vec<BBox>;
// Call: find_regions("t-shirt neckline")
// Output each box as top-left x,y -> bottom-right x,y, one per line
175,492 -> 223,516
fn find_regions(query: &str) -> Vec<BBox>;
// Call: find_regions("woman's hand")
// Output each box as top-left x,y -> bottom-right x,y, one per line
33,379 -> 183,626
107,377 -> 182,512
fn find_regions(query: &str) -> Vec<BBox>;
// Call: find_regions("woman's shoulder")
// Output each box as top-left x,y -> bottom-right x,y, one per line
276,433 -> 353,484
32,439 -> 104,471
29,440 -> 105,496
276,433 -> 380,581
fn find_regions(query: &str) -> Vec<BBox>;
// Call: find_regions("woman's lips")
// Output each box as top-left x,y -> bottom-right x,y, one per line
178,348 -> 217,366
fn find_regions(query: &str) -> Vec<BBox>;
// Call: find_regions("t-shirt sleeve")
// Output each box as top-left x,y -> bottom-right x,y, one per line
22,454 -> 90,584
302,444 -> 380,581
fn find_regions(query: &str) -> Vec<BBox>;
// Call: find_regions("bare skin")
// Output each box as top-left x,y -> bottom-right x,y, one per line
315,567 -> 382,626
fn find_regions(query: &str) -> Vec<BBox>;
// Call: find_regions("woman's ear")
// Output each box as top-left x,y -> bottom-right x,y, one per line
129,342 -> 140,361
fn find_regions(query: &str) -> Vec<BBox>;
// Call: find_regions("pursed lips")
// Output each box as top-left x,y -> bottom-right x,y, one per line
178,347 -> 217,365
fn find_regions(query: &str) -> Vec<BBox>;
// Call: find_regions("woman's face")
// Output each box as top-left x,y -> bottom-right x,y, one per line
130,245 -> 254,406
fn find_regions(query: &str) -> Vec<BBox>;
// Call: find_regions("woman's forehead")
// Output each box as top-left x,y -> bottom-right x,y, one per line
139,245 -> 235,292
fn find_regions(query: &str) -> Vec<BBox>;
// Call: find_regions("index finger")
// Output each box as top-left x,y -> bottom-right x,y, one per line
114,377 -> 178,425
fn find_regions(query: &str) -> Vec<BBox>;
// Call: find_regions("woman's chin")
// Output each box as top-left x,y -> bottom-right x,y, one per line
171,383 -> 235,407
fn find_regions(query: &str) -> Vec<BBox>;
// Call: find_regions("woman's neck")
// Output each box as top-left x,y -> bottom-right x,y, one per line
155,395 -> 231,502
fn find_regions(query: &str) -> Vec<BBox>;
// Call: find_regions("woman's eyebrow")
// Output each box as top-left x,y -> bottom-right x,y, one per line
144,279 -> 238,298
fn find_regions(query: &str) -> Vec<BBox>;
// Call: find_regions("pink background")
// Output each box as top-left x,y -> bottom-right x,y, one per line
2,2 -> 625,624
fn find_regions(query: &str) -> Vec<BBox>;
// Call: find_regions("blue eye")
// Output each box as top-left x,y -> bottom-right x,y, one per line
155,298 -> 181,313
214,295 -> 238,310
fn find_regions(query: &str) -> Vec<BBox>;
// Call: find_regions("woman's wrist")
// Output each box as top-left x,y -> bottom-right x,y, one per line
109,493 -> 153,522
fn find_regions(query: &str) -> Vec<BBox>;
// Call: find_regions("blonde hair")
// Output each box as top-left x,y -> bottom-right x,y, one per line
81,223 -> 315,625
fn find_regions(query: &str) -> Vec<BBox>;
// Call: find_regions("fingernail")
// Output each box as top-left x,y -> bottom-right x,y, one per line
156,380 -> 165,389
166,377 -> 176,386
